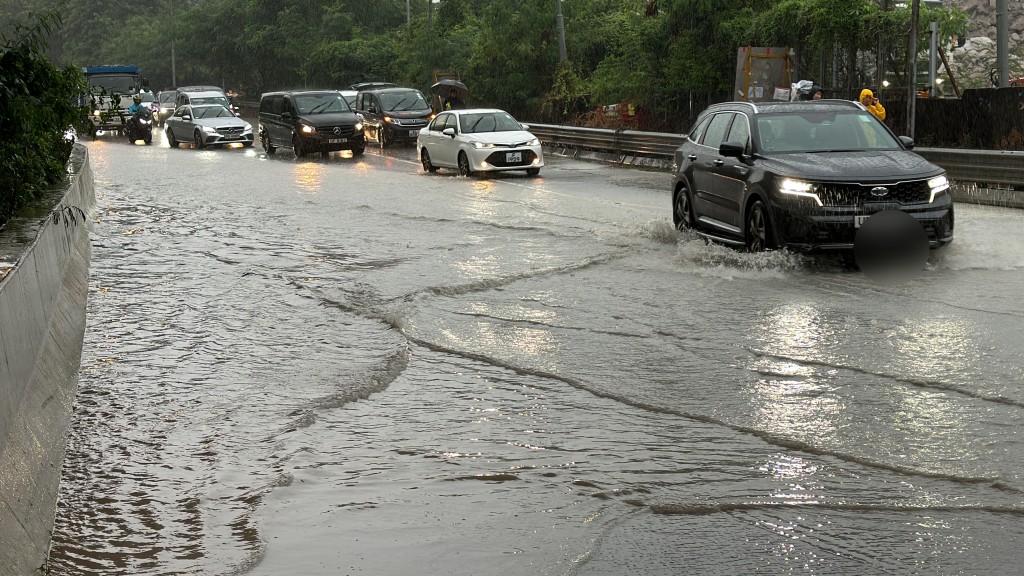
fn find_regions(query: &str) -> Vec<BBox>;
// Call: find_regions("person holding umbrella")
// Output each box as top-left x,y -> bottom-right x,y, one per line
432,78 -> 469,111
444,87 -> 465,110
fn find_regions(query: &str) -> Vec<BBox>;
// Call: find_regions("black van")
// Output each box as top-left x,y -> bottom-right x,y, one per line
354,86 -> 434,147
258,90 -> 365,158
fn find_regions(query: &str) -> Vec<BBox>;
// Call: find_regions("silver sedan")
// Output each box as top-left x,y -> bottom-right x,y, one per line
416,108 -> 543,177
166,104 -> 254,149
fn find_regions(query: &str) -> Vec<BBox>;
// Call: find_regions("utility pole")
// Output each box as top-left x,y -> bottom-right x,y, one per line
996,0 -> 1008,87
906,0 -> 920,138
170,0 -> 176,87
407,0 -> 410,25
556,0 -> 567,64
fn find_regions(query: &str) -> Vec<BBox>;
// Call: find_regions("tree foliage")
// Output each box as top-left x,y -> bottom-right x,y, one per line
0,10 -> 89,227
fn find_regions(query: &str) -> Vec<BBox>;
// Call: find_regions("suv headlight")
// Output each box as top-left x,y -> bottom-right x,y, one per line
300,124 -> 315,134
354,121 -> 363,132
928,174 -> 950,202
778,178 -> 823,206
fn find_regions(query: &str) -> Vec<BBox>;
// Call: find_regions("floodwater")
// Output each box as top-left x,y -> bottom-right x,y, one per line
47,132 -> 1024,575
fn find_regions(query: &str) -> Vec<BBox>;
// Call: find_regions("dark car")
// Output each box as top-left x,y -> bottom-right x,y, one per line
671,100 -> 954,252
354,86 -> 434,147
258,90 -> 365,158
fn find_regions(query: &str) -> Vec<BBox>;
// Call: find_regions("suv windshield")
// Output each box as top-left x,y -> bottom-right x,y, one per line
380,90 -> 430,112
159,92 -> 176,104
756,110 -> 900,153
459,112 -> 523,134
294,93 -> 350,114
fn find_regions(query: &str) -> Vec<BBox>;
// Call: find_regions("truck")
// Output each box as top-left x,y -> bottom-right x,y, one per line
83,65 -> 148,133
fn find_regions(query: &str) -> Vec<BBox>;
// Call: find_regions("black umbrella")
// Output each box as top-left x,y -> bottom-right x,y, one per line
431,78 -> 469,96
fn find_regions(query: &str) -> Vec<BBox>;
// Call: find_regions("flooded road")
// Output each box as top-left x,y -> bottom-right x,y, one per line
47,132 -> 1024,575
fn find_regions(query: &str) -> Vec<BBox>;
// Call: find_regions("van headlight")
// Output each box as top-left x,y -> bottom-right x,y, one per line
354,121 -> 363,132
928,174 -> 950,202
778,178 -> 823,206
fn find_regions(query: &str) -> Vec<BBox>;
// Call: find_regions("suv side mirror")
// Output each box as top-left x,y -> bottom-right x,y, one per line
719,141 -> 746,158
281,111 -> 293,121
367,105 -> 378,114
898,135 -> 915,150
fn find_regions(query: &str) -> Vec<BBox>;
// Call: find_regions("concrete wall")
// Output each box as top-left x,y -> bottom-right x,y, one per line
0,144 -> 94,576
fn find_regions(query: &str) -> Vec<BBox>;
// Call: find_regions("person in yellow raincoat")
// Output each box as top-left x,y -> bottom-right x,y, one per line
859,88 -> 886,121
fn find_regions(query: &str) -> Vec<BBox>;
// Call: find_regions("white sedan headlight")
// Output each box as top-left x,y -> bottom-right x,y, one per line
526,137 -> 540,146
928,174 -> 950,202
473,142 -> 495,149
778,178 -> 823,206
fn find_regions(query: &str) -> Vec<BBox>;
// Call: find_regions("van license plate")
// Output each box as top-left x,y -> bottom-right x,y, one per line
854,215 -> 870,228
328,138 -> 347,144
506,152 -> 522,163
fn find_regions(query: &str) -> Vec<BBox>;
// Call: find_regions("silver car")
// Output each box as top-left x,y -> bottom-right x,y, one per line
166,104 -> 254,149
416,108 -> 543,177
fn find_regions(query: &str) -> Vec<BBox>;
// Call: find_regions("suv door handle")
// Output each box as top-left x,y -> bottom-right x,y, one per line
713,159 -> 724,166
688,154 -> 697,161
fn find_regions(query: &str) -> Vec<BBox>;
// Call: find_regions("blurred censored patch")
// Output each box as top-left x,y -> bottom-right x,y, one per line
854,210 -> 929,282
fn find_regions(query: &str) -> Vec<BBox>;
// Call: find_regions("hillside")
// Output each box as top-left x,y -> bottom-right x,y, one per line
951,0 -> 1024,40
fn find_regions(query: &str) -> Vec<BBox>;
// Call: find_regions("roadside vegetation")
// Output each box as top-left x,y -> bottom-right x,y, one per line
0,11 -> 89,229
5,0 -> 970,129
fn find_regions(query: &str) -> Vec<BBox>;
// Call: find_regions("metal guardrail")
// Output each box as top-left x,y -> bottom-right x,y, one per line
527,122 -> 1024,187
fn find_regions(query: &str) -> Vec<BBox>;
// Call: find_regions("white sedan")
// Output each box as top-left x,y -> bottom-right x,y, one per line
416,108 -> 543,177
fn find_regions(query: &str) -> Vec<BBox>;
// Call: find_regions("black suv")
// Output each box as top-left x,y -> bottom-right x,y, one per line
672,100 -> 954,252
354,86 -> 434,147
259,90 -> 365,158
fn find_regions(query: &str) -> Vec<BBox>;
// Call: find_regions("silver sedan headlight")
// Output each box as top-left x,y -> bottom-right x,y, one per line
202,126 -> 218,134
242,122 -> 253,132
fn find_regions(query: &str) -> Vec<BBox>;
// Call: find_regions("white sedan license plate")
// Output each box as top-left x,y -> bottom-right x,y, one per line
854,214 -> 870,228
506,151 -> 522,163
328,138 -> 347,144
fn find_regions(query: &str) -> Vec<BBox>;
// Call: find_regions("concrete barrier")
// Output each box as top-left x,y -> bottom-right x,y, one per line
0,144 -> 94,576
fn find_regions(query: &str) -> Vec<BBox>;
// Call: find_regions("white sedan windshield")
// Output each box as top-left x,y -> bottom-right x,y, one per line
459,112 -> 522,134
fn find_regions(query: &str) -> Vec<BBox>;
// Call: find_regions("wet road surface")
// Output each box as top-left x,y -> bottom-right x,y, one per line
46,130 -> 1024,575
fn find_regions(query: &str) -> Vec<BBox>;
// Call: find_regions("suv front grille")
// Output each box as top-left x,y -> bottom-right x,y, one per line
815,180 -> 930,206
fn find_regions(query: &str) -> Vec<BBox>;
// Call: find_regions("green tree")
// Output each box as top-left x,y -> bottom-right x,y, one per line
0,10 -> 89,227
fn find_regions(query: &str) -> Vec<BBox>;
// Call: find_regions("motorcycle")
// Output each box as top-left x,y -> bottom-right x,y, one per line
125,107 -> 154,145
